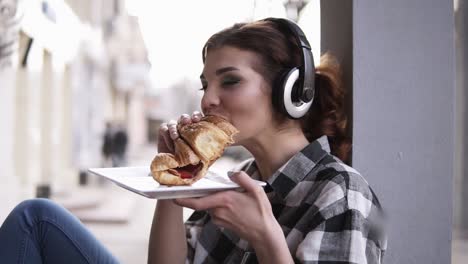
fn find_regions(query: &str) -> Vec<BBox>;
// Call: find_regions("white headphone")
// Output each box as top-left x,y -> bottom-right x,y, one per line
265,18 -> 316,119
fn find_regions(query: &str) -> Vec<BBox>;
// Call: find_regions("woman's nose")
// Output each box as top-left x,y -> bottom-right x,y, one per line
201,87 -> 221,113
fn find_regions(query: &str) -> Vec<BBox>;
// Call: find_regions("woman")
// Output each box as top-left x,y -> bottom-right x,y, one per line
0,18 -> 386,264
148,18 -> 386,264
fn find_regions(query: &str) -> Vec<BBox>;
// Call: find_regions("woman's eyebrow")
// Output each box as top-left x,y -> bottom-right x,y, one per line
215,66 -> 239,75
200,66 -> 240,79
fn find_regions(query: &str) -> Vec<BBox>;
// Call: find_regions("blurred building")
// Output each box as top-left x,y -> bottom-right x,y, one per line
0,0 -> 151,193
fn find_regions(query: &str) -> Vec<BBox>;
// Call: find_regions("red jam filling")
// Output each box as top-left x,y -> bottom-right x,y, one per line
177,164 -> 202,179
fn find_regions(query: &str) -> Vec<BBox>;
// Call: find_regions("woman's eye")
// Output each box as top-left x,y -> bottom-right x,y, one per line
199,82 -> 207,91
222,78 -> 240,86
198,77 -> 239,91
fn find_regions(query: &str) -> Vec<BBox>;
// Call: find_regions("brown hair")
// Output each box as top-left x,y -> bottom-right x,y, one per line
202,20 -> 351,163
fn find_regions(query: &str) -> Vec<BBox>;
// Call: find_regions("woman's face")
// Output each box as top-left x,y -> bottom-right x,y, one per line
200,46 -> 276,145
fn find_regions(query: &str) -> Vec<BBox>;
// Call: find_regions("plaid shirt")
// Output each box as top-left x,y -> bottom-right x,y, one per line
185,135 -> 387,264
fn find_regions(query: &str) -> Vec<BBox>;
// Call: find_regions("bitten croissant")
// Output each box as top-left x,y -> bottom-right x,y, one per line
150,116 -> 238,186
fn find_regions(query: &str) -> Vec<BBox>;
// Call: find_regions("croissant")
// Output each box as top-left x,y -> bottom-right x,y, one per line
150,116 -> 238,185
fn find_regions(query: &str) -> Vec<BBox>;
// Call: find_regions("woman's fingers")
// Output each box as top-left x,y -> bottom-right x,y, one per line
159,122 -> 174,153
175,191 -> 234,211
159,123 -> 169,135
158,111 -> 203,153
167,120 -> 178,140
178,114 -> 191,125
191,111 -> 203,122
228,171 -> 263,196
209,208 -> 235,229
174,197 -> 213,211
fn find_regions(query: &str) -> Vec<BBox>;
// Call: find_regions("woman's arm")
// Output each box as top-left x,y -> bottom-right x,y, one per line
148,112 -> 203,264
250,219 -> 294,264
147,200 -> 186,264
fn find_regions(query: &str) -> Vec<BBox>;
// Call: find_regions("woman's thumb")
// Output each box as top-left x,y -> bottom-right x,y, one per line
228,171 -> 258,193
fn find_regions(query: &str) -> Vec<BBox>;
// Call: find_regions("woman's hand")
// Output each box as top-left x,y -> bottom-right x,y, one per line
175,171 -> 281,245
157,111 -> 203,153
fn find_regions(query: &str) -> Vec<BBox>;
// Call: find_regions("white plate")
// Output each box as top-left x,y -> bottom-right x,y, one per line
88,166 -> 266,200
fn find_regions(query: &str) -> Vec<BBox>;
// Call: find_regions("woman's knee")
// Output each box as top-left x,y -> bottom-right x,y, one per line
1,199 -> 62,231
12,198 -> 62,219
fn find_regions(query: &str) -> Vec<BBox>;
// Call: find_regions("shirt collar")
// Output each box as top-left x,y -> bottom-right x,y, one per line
264,135 -> 331,199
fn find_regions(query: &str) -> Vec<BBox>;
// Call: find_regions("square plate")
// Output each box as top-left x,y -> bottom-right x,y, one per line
88,166 -> 266,199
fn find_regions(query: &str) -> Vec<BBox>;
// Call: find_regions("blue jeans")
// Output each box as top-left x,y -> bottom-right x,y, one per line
0,199 -> 120,264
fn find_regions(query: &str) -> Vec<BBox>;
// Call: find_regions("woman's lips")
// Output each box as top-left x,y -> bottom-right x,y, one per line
205,113 -> 228,121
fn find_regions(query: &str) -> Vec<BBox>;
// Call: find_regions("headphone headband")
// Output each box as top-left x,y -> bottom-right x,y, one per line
261,17 -> 315,104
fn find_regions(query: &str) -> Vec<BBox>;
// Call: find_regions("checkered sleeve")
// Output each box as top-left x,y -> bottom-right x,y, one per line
185,210 -> 209,263
295,171 -> 386,264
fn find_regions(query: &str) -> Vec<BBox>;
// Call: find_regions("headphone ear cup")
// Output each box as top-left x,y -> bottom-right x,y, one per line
283,68 -> 313,119
273,68 -> 303,118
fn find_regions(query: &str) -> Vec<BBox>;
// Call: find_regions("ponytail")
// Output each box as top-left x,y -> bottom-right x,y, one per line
302,53 -> 351,163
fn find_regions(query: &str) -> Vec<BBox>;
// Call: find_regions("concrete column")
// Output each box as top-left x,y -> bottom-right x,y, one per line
40,51 -> 53,185
0,68 -> 16,185
15,37 -> 44,187
353,1 -> 454,263
14,66 -> 29,185
49,58 -> 68,187
58,65 -> 76,185
454,0 -> 468,233
127,87 -> 148,155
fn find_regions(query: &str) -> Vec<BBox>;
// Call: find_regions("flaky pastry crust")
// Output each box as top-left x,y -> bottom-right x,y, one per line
150,115 -> 239,186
